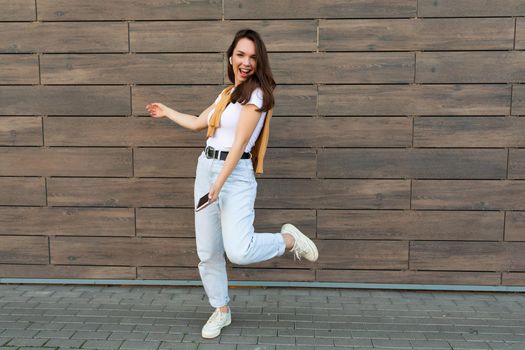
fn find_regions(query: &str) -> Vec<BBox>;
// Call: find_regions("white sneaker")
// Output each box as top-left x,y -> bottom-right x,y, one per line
281,223 -> 319,262
201,308 -> 231,339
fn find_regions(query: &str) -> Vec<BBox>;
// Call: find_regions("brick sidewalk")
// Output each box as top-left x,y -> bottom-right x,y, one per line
0,284 -> 524,349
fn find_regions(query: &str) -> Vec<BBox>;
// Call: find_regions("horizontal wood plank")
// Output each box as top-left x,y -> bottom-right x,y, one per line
41,54 -> 223,84
509,149 -> 525,179
224,0 -> 416,19
228,268 -> 315,281
506,211 -> 525,241
411,241 -> 525,271
0,117 -> 42,145
318,148 -> 507,179
0,86 -> 130,115
0,207 -> 134,236
270,52 -> 414,84
317,270 -> 501,285
412,180 -> 525,210
0,0 -> 35,21
316,240 -> 408,269
51,237 -> 198,266
502,273 -> 525,286
414,117 -> 525,147
0,236 -> 48,264
0,54 -> 39,84
418,0 -> 525,17
512,84 -> 525,115
317,210 -> 503,241
0,147 -> 132,176
131,20 -> 317,52
0,177 -> 45,205
138,267 -> 199,280
0,22 -> 128,53
319,18 -> 514,51
256,179 -> 410,209
48,178 -> 194,207
0,264 -> 135,279
416,51 -> 525,83
270,117 -> 412,147
38,0 -> 222,20
319,85 -> 510,116
45,117 -> 204,146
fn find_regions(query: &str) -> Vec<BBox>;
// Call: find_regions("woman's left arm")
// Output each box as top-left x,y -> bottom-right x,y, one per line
208,104 -> 262,203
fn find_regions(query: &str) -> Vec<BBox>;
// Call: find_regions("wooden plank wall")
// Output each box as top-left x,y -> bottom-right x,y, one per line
0,0 -> 524,287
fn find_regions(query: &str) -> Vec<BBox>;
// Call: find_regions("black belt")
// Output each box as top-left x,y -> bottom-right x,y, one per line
204,146 -> 251,160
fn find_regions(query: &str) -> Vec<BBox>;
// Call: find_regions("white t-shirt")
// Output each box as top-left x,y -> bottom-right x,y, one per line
206,87 -> 267,153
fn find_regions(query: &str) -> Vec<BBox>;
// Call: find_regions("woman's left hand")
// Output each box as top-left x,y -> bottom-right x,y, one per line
208,182 -> 222,203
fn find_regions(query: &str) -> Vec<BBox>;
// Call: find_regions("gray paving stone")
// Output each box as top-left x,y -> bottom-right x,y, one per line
109,331 -> 147,341
410,340 -> 452,349
6,337 -> 48,347
197,344 -> 236,350
120,340 -> 162,349
159,343 -> 198,350
448,341 -> 491,349
45,338 -> 86,348
81,339 -> 123,349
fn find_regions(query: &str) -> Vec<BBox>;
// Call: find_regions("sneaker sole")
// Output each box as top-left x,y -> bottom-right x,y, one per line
282,223 -> 319,262
201,318 -> 231,339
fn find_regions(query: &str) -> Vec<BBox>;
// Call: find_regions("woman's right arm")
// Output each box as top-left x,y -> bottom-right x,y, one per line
146,102 -> 214,132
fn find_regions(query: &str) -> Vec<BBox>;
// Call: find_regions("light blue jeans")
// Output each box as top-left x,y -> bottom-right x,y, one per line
194,151 -> 286,308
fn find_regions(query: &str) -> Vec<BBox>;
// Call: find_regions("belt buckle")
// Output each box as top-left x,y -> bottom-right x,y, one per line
205,146 -> 215,159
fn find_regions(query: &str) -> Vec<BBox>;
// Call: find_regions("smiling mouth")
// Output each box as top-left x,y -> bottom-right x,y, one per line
239,68 -> 251,77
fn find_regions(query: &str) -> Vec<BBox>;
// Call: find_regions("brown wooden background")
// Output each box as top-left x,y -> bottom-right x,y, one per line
1,0 -> 525,287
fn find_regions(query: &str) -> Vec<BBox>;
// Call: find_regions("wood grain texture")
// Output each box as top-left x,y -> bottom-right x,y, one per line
512,84 -> 525,115
317,270 -> 501,285
41,54 -> 223,84
0,264 -> 136,279
509,149 -> 525,179
318,148 -> 507,179
318,210 -> 503,241
502,273 -> 525,286
225,0 -> 416,19
0,117 -> 42,146
45,117 -> 204,147
0,207 -> 134,236
228,268 -> 315,281
412,180 -> 525,210
138,267 -> 199,280
0,86 -> 130,115
258,148 -> 316,178
414,117 -> 525,147
0,147 -> 132,176
0,22 -> 128,53
270,52 -> 414,84
0,236 -> 48,264
134,148 -> 201,177
0,0 -> 35,21
320,18 -> 515,51
270,117 -> 412,147
505,211 -> 525,241
0,55 -> 39,84
319,85 -> 510,116
411,241 -> 525,271
517,18 -> 525,50
416,51 -> 525,83
131,20 -> 317,52
0,177 -> 45,206
418,0 -> 525,17
51,237 -> 198,266
316,240 -> 408,269
38,0 -> 222,20
256,179 -> 410,209
47,178 -> 194,207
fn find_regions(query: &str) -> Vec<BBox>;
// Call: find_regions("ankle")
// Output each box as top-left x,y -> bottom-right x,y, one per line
217,305 -> 229,313
282,233 -> 295,250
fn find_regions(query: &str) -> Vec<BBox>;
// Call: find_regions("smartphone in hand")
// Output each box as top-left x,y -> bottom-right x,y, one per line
195,192 -> 211,212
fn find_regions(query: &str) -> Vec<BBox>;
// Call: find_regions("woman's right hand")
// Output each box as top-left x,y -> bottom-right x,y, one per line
146,102 -> 169,118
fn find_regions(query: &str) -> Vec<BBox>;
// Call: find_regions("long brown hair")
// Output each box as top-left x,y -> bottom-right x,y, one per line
226,29 -> 276,112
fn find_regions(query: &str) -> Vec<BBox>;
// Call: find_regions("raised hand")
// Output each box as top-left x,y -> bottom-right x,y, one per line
146,102 -> 169,118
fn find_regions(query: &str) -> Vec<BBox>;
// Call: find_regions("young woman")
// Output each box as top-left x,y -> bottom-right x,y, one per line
146,29 -> 319,339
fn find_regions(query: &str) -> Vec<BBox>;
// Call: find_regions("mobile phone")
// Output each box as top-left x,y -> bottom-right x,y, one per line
195,193 -> 211,212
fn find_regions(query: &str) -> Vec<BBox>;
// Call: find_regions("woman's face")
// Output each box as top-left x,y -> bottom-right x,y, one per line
231,38 -> 257,86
